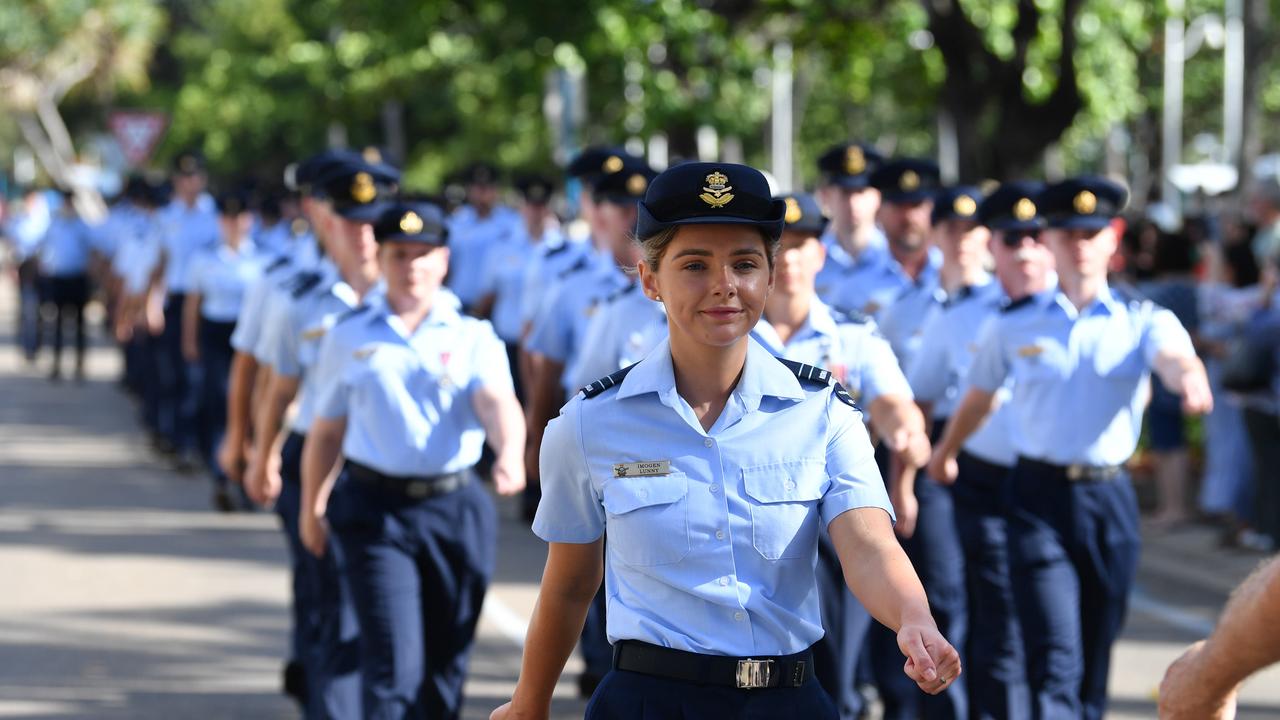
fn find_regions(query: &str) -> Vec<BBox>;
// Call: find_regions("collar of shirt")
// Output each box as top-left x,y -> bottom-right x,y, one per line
821,230 -> 888,272
382,291 -> 462,340
615,336 -> 805,433
1048,282 -> 1121,320
753,297 -> 841,354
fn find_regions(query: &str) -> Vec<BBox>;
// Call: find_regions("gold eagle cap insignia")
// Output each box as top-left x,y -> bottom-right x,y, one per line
602,155 -> 624,173
1014,198 -> 1037,221
784,197 -> 802,224
351,172 -> 377,204
699,171 -> 734,208
400,211 -> 424,234
953,195 -> 977,217
845,146 -> 866,175
900,170 -> 920,192
626,173 -> 648,196
1074,190 -> 1097,214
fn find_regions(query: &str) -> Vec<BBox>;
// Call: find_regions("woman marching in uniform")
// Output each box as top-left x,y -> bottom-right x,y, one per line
493,162 -> 960,720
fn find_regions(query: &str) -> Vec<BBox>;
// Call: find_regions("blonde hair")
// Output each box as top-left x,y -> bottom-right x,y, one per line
636,226 -> 779,271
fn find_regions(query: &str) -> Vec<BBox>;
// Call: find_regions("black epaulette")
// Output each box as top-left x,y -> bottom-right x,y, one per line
558,256 -> 589,280
832,307 -> 871,325
546,242 -> 571,257
264,256 -> 290,274
776,358 -> 860,410
1110,283 -> 1151,309
289,272 -> 324,299
1001,295 -> 1035,314
603,282 -> 639,304
580,364 -> 637,399
334,303 -> 373,326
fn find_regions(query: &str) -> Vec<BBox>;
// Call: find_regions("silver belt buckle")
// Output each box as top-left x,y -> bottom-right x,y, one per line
1066,464 -> 1084,482
407,481 -> 429,499
735,658 -> 774,689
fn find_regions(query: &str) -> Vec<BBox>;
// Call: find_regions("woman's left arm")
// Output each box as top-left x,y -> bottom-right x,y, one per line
828,508 -> 962,694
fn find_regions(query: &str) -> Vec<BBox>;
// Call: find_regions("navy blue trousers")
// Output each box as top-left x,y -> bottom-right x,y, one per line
329,471 -> 496,720
586,668 -> 838,720
869,470 -> 968,720
158,295 -> 200,453
279,433 -> 362,719
198,318 -> 236,488
954,452 -> 1028,720
1007,460 -> 1140,720
813,527 -> 874,720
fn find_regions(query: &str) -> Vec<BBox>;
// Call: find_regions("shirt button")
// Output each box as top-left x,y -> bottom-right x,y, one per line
709,484 -> 720,494
638,489 -> 648,499
785,480 -> 797,491
733,611 -> 745,622
703,438 -> 713,448
715,530 -> 725,540
719,577 -> 729,586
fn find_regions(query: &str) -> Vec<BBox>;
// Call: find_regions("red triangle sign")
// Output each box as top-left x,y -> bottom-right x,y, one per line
108,110 -> 169,168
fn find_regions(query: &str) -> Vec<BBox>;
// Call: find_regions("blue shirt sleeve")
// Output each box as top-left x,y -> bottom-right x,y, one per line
965,315 -> 1008,393
1142,304 -> 1196,366
258,294 -> 304,377
311,324 -> 353,419
531,398 -> 606,543
905,305 -> 949,403
819,392 -> 895,527
848,325 -> 912,403
526,283 -> 574,362
468,319 -> 515,393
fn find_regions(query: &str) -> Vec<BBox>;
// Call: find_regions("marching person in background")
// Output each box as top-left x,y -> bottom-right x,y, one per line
812,141 -> 887,305
929,177 -> 1213,720
181,188 -> 263,512
446,162 -> 521,314
910,181 -> 1056,720
38,189 -> 96,382
493,161 -> 960,720
3,187 -> 52,362
303,200 -> 525,719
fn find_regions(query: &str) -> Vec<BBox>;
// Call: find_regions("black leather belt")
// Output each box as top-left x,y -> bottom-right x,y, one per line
613,640 -> 813,689
345,460 -> 471,499
1018,456 -> 1124,483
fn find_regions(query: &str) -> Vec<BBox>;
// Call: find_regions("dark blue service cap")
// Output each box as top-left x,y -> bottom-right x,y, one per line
214,188 -> 252,216
1037,176 -> 1129,231
122,175 -> 151,203
463,162 -> 500,186
319,159 -> 401,221
566,145 -> 628,181
977,181 -> 1047,232
777,193 -> 829,236
515,173 -> 556,204
636,162 -> 786,240
816,142 -> 883,189
294,150 -> 362,197
870,158 -> 942,204
372,201 -> 448,245
590,154 -> 656,204
172,149 -> 207,176
931,185 -> 984,226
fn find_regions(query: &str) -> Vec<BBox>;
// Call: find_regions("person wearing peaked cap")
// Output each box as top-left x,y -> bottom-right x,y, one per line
813,143 -> 886,306
929,173 -> 1211,720
752,191 -> 931,720
302,198 -> 524,719
153,146 -> 221,470
494,161 -> 960,720
181,186 -> 265,512
446,162 -> 521,312
247,157 -> 397,719
566,145 -> 629,183
105,176 -> 163,402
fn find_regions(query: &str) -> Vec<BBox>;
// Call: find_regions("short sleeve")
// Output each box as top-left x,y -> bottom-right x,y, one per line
525,284 -> 574,362
311,327 -> 352,419
257,294 -> 303,376
566,307 -> 618,391
965,315 -> 1007,393
184,250 -> 209,297
850,325 -> 912,403
531,400 -> 605,543
468,320 -> 514,393
905,306 -> 949,403
1142,304 -> 1195,366
819,394 -> 895,527
230,274 -> 270,352
518,254 -> 548,325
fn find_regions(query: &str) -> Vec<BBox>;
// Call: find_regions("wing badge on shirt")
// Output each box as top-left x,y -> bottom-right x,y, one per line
353,345 -> 377,360
301,326 -> 327,341
613,460 -> 671,478
1017,343 -> 1044,358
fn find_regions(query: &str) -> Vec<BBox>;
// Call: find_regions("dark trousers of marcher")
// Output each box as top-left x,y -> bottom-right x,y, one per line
813,526 -> 874,720
586,666 -> 838,720
279,432 -> 363,720
954,451 -> 1029,720
1007,459 -> 1140,720
138,331 -> 164,435
199,318 -> 236,488
46,274 -> 89,376
1242,408 -> 1280,546
158,294 -> 200,453
869,465 -> 968,719
16,258 -> 44,359
329,470 -> 495,720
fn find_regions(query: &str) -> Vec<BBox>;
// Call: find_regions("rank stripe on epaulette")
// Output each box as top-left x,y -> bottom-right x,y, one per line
581,364 -> 638,398
777,358 -> 833,386
1001,295 -> 1035,313
833,382 -> 862,410
265,256 -> 290,273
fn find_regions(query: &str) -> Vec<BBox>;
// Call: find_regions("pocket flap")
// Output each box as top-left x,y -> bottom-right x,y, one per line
602,474 -> 689,515
741,460 -> 824,504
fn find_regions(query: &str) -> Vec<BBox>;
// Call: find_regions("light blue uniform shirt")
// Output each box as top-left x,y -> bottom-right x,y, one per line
967,284 -> 1195,466
187,241 -> 264,323
518,234 -> 592,329
908,282 -> 1018,466
4,201 -> 51,263
533,336 -> 892,656
478,225 -> 553,342
814,228 -> 887,311
446,204 -> 521,308
751,298 -> 911,407
39,214 -> 95,277
873,259 -> 949,371
567,283 -> 668,391
827,246 -> 943,322
157,196 -> 220,294
526,255 -> 631,394
313,295 -> 513,476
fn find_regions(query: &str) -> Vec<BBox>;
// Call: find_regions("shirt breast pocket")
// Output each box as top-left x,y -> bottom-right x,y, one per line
602,474 -> 690,566
741,460 -> 825,561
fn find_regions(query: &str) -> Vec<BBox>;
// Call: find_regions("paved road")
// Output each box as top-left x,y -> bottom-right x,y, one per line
0,279 -> 1277,719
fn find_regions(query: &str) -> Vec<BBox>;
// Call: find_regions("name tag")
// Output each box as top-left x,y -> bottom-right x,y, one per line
613,460 -> 671,478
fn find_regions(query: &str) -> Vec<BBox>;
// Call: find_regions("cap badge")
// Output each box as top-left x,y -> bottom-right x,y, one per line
1074,190 -> 1097,214
626,173 -> 648,196
699,171 -> 734,208
784,197 -> 802,224
528,185 -> 547,202
900,170 -> 920,191
844,146 -> 866,175
362,146 -> 383,164
603,155 -> 624,173
1013,198 -> 1037,221
400,211 -> 424,234
953,195 -> 977,217
179,156 -> 199,174
351,172 -> 377,204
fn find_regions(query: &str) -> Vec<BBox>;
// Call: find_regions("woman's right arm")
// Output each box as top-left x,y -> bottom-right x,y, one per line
494,539 -> 604,720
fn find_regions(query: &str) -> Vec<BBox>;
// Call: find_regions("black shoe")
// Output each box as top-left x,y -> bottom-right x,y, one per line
48,368 -> 62,382
172,452 -> 200,475
282,660 -> 307,707
212,487 -> 235,513
578,671 -> 604,698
